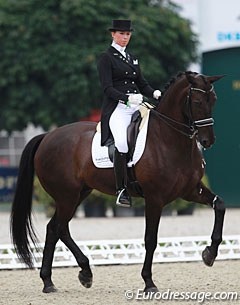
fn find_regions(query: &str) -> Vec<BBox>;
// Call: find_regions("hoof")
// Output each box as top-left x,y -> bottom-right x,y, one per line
144,286 -> 159,294
42,285 -> 58,293
202,246 -> 216,267
78,270 -> 93,288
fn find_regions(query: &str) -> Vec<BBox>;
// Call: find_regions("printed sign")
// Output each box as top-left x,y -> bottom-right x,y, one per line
0,167 -> 18,202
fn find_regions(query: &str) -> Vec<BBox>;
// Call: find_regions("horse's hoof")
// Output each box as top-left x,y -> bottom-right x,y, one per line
42,285 -> 58,293
78,270 -> 93,288
144,286 -> 159,294
202,246 -> 216,267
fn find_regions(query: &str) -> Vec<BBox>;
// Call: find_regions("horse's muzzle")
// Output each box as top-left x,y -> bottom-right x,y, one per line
198,134 -> 216,149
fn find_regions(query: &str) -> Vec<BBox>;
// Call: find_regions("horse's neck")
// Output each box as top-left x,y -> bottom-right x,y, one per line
148,114 -> 201,165
151,77 -> 197,153
157,78 -> 188,121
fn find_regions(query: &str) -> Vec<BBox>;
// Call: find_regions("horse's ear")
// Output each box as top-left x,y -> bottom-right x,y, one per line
185,72 -> 196,84
207,75 -> 225,83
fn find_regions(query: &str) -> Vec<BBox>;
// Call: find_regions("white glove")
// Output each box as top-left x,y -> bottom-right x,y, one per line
128,94 -> 143,106
153,90 -> 161,99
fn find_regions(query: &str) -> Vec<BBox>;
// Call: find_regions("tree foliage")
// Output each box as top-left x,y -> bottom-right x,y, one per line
0,0 -> 198,132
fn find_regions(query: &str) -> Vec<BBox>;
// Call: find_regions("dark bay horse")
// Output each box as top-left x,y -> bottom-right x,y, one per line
11,71 -> 225,293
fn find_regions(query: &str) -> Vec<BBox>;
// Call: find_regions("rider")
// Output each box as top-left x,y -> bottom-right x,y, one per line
97,19 -> 161,207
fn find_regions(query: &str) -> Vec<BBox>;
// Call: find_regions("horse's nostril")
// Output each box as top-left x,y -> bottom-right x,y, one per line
202,140 -> 209,148
199,133 -> 215,149
201,138 -> 213,148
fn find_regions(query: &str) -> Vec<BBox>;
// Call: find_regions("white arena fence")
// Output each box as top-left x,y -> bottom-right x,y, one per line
1,235 -> 240,270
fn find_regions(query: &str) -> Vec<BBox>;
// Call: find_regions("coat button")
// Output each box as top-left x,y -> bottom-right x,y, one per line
124,81 -> 127,84
133,72 -> 136,75
127,90 -> 130,93
132,81 -> 135,84
125,71 -> 128,74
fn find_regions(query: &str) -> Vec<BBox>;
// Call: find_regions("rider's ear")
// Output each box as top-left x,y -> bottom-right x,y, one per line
207,75 -> 226,83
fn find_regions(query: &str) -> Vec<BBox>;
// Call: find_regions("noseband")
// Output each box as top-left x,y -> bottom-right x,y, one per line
150,84 -> 215,139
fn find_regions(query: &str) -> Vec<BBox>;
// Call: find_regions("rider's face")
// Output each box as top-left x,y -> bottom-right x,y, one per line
111,31 -> 132,47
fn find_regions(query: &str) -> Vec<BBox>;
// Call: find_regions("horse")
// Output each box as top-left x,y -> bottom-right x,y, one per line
10,71 -> 225,294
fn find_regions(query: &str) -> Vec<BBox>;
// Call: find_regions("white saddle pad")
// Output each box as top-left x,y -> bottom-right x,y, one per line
91,109 -> 150,168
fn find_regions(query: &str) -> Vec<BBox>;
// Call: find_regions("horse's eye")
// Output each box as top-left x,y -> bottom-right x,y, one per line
193,100 -> 202,106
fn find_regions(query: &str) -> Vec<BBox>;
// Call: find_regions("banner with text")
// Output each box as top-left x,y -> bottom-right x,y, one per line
0,167 -> 18,203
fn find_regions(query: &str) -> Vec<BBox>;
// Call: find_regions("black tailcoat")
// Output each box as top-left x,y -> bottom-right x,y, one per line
97,46 -> 154,146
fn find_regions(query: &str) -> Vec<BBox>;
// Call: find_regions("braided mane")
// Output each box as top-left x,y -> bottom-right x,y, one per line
149,71 -> 199,108
160,71 -> 198,98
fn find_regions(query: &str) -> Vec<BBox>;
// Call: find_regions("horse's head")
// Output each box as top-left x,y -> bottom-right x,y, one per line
185,72 -> 224,148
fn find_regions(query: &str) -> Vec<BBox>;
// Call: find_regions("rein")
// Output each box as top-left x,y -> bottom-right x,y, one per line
144,85 -> 215,139
151,109 -> 198,139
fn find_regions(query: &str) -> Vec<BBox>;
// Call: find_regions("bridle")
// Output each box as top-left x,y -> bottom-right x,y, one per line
186,85 -> 214,128
150,85 -> 215,139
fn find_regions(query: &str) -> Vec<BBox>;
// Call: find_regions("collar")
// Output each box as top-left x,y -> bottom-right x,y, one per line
111,41 -> 126,57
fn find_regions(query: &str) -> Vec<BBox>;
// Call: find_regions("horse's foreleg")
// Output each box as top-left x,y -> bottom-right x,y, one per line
186,183 -> 225,266
202,195 -> 225,266
141,202 -> 162,293
40,214 -> 59,293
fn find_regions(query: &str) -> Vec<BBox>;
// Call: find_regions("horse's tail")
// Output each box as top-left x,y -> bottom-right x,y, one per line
10,133 -> 46,268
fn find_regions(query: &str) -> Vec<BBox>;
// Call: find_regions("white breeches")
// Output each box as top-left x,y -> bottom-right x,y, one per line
109,102 -> 139,153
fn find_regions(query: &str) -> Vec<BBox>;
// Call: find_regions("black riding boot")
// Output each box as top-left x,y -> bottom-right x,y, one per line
113,148 -> 132,207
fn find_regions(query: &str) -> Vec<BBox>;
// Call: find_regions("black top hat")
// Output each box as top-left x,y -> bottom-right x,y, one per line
108,20 -> 133,32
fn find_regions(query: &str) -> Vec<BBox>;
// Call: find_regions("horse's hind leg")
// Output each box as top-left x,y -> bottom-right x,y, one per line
59,224 -> 93,288
40,196 -> 92,293
40,213 -> 60,293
